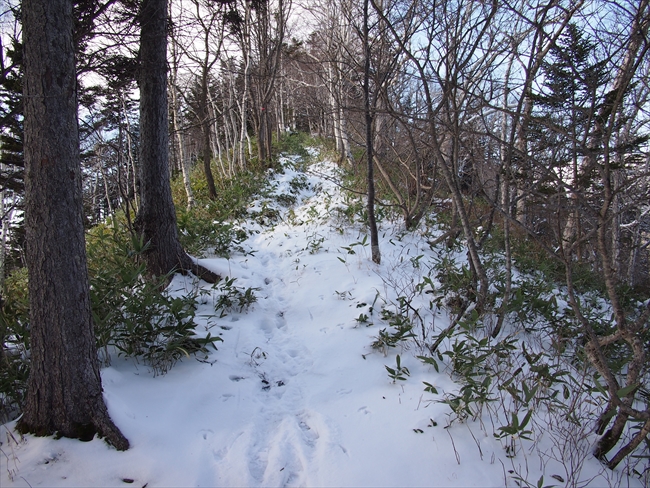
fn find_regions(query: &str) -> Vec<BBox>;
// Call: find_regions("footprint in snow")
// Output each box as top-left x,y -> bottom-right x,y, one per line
248,418 -> 311,486
199,429 -> 214,440
260,318 -> 274,335
276,312 -> 286,329
297,414 -> 320,448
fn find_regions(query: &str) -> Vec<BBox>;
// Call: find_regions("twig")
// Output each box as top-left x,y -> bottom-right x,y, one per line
447,428 -> 461,465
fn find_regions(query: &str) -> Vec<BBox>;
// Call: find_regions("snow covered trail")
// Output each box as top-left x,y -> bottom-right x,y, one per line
1,157 -> 637,487
172,160 -> 464,488
176,160 -> 440,487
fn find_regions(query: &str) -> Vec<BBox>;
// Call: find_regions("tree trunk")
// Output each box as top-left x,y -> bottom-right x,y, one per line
169,26 -> 194,209
363,0 -> 380,264
17,0 -> 128,450
199,66 -> 217,198
135,0 -> 218,283
201,115 -> 217,200
257,98 -> 271,164
492,52 -> 515,338
120,91 -> 139,211
238,2 -> 251,170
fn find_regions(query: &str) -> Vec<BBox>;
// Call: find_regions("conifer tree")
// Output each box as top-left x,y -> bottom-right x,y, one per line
17,0 -> 128,450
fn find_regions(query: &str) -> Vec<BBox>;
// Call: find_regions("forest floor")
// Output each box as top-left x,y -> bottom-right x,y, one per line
0,152 -> 644,487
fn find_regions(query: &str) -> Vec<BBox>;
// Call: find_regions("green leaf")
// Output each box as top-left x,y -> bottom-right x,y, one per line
592,376 -> 607,395
520,410 -> 533,430
511,412 -> 520,429
423,382 -> 438,394
617,383 -> 639,398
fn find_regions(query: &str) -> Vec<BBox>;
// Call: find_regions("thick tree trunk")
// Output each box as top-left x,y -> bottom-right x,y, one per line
135,0 -> 218,283
17,0 -> 128,450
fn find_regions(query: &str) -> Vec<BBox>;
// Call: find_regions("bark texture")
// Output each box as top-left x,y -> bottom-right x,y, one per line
17,0 -> 128,450
136,0 -> 218,283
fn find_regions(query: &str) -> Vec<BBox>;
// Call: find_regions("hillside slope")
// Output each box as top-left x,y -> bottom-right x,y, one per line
1,154 -> 641,487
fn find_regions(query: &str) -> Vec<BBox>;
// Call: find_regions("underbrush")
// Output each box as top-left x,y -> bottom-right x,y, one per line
0,216 -> 265,421
86,221 -> 223,374
329,153 -> 649,482
1,132 -> 323,423
272,131 -> 322,164
172,164 -> 266,257
172,132 -> 327,255
0,268 -> 29,423
357,211 -> 650,486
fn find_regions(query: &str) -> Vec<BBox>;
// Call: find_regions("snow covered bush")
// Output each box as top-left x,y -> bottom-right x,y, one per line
86,222 -> 221,376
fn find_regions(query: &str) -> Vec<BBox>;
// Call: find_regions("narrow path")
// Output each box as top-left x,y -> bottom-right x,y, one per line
178,158 -> 460,486
196,160 -> 357,486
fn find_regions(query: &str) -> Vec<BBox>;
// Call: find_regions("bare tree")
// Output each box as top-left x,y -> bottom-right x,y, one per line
488,0 -> 650,466
370,0 -> 500,306
169,0 -> 194,208
489,0 -> 584,336
173,0 -> 228,199
362,0 -> 380,264
300,0 -> 355,163
248,0 -> 291,165
575,0 -> 650,467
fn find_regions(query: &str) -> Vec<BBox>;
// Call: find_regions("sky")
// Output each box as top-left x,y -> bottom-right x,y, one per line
0,150 -> 645,487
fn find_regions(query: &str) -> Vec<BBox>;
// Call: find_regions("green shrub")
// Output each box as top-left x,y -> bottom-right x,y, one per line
211,276 -> 259,318
272,131 -> 316,162
0,268 -> 30,422
176,209 -> 246,258
507,230 -> 606,295
371,308 -> 415,355
87,221 -> 221,375
171,163 -> 267,256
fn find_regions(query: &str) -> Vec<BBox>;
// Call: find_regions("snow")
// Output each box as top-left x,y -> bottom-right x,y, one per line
1,155 -> 642,487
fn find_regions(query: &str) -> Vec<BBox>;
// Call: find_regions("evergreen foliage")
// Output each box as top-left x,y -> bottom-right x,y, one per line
0,37 -> 24,195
